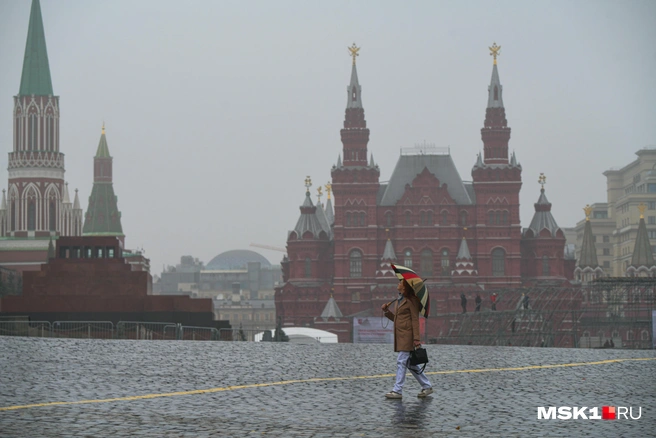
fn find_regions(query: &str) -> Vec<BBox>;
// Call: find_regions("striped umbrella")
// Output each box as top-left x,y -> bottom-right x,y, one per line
391,264 -> 430,318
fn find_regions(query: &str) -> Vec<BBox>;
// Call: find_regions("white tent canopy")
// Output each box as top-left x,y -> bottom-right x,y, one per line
254,327 -> 338,344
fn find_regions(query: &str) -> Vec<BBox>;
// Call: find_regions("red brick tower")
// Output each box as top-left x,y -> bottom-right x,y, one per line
520,174 -> 567,280
330,44 -> 380,313
0,0 -> 82,239
471,43 -> 522,287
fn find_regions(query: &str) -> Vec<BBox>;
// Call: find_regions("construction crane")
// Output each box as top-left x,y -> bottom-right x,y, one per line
250,243 -> 286,252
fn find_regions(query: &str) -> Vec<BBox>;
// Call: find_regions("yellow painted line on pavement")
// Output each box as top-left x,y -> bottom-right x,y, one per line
1,356 -> 653,412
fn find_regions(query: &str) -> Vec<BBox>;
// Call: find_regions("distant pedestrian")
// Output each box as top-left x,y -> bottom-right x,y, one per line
475,293 -> 482,312
511,319 -> 516,333
491,292 -> 497,311
460,293 -> 467,314
610,339 -> 615,348
523,294 -> 529,310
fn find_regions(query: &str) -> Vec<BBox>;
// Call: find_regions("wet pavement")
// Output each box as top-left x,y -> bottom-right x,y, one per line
0,338 -> 654,437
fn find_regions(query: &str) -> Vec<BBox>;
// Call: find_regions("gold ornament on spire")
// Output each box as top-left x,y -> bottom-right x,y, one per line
538,173 -> 546,189
101,122 -> 105,135
583,204 -> 592,221
325,182 -> 332,200
489,42 -> 501,65
304,176 -> 312,192
348,43 -> 360,66
638,203 -> 646,219
317,186 -> 323,203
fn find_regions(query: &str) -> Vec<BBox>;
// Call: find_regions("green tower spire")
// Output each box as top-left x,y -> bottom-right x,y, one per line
19,0 -> 53,96
83,125 -> 124,237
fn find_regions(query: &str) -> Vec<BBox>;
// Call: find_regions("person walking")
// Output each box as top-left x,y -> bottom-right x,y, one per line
490,292 -> 497,311
475,293 -> 482,312
381,277 -> 433,399
460,293 -> 467,314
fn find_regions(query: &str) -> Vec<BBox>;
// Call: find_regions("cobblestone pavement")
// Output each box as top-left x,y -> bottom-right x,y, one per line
0,338 -> 654,437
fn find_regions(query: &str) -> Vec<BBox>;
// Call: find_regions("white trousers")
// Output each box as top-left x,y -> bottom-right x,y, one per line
393,351 -> 432,394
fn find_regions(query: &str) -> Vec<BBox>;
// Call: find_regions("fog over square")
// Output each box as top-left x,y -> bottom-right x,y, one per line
0,0 -> 654,272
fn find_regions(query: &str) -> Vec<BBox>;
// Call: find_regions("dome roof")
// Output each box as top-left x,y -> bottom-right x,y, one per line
206,249 -> 271,270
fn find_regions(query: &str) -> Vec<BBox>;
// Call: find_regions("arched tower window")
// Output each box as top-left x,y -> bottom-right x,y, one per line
420,249 -> 433,278
29,113 -> 37,150
349,250 -> 362,278
492,248 -> 506,277
404,211 -> 412,226
441,210 -> 449,226
404,249 -> 413,268
494,86 -> 499,101
460,211 -> 467,226
351,86 -> 357,101
359,212 -> 365,227
304,257 -> 312,278
345,212 -> 351,227
542,255 -> 550,276
441,249 -> 450,276
49,201 -> 56,231
503,210 -> 509,225
28,200 -> 36,231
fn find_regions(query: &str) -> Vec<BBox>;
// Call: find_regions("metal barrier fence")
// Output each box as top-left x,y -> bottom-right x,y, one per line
0,321 -> 229,341
52,321 -> 114,339
0,320 -> 51,337
218,328 -> 265,342
116,321 -> 179,340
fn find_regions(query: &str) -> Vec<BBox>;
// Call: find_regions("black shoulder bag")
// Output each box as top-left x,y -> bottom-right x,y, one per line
407,347 -> 429,373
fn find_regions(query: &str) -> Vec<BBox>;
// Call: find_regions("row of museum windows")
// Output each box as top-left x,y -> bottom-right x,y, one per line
581,330 -> 650,341
344,210 -> 509,227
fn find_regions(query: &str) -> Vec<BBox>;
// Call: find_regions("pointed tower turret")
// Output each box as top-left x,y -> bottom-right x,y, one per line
376,238 -> 397,279
627,204 -> 656,277
521,174 -> 566,279
482,42 -> 510,165
452,235 -> 478,278
324,183 -> 334,226
19,0 -> 53,96
83,125 -> 124,244
319,294 -> 343,322
340,43 -> 371,167
574,205 -> 605,284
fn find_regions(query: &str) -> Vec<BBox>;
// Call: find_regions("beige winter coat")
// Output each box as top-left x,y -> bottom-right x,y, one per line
384,295 -> 420,352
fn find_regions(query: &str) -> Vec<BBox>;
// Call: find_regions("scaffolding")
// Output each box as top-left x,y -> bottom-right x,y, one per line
426,278 -> 656,349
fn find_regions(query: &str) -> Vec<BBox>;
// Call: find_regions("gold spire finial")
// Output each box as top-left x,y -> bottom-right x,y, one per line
489,42 -> 501,65
538,173 -> 546,189
325,182 -> 332,200
101,122 -> 105,135
348,43 -> 360,66
638,203 -> 646,219
316,186 -> 323,203
583,204 -> 592,221
304,176 -> 312,192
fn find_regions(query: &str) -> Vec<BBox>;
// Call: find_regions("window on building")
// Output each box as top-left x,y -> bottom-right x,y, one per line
27,200 -> 36,231
404,250 -> 412,268
492,248 -> 506,277
427,210 -> 433,225
351,291 -> 360,302
49,201 -> 56,231
385,211 -> 393,227
441,211 -> 449,226
649,216 -> 656,225
542,255 -> 550,276
349,250 -> 362,278
441,249 -> 450,276
649,202 -> 656,210
488,210 -> 495,225
420,249 -> 433,277
593,211 -> 608,219
304,257 -> 311,278
603,235 -> 610,243
603,261 -> 610,269
345,212 -> 351,227
359,212 -> 365,227
649,184 -> 656,193
603,248 -> 610,256
404,211 -> 412,226
460,211 -> 467,226
502,210 -> 509,225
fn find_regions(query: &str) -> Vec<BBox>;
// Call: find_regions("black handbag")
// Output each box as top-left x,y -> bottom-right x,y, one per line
407,347 -> 429,373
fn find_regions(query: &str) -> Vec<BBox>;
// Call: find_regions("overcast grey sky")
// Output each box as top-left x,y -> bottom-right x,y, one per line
1,0 -> 655,274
